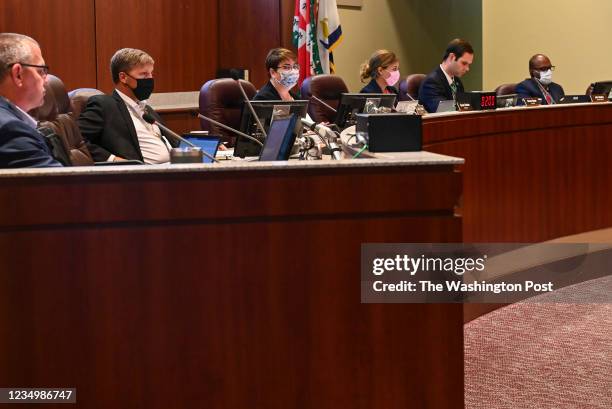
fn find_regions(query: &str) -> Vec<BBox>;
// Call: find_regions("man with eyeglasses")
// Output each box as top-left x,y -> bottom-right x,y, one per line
516,54 -> 565,105
0,33 -> 61,168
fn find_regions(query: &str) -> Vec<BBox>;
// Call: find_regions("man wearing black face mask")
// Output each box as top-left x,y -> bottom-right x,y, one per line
78,48 -> 177,163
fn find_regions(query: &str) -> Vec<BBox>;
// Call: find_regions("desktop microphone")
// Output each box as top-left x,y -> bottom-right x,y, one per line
142,113 -> 218,163
301,117 -> 342,160
195,112 -> 264,147
229,70 -> 267,139
309,94 -> 337,113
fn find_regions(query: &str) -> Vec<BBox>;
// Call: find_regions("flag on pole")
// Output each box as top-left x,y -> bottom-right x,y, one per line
293,0 -> 323,84
317,0 -> 343,74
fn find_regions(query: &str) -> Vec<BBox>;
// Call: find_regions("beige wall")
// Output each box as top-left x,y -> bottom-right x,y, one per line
333,0 -> 483,93
483,0 -> 612,94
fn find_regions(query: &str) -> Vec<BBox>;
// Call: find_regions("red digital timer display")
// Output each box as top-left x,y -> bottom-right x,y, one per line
480,95 -> 496,108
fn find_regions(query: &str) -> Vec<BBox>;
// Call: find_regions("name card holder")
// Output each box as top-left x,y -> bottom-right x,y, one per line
590,94 -> 607,103
457,103 -> 473,112
523,97 -> 541,106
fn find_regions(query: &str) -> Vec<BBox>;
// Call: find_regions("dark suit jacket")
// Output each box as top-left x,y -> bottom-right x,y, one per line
0,97 -> 61,168
253,81 -> 300,101
516,78 -> 565,105
359,79 -> 399,95
419,66 -> 465,113
77,90 -> 177,162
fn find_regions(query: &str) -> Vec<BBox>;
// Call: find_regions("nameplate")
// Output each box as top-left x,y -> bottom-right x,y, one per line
395,100 -> 418,114
457,103 -> 473,112
523,97 -> 541,106
590,94 -> 607,103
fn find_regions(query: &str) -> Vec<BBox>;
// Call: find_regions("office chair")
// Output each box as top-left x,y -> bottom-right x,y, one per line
198,78 -> 257,146
33,76 -> 95,166
494,83 -> 517,96
69,88 -> 104,120
300,74 -> 348,123
398,73 -> 426,101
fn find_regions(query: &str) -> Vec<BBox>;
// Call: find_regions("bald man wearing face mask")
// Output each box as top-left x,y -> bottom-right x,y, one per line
516,54 -> 565,105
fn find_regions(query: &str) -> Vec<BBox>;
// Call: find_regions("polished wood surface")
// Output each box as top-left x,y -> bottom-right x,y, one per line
94,0 -> 219,93
3,0 -> 288,93
280,0 -> 297,50
219,0 -> 281,89
0,164 -> 463,409
0,0 -> 97,90
158,109 -> 201,135
423,103 -> 612,242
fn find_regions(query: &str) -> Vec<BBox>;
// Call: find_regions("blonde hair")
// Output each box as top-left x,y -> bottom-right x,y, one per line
359,49 -> 398,83
110,48 -> 155,83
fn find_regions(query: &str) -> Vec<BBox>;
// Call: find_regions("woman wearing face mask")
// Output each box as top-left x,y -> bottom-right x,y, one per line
359,50 -> 400,95
253,48 -> 301,101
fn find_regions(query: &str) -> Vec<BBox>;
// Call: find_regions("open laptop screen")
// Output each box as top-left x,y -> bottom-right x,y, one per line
179,135 -> 221,163
258,114 -> 298,161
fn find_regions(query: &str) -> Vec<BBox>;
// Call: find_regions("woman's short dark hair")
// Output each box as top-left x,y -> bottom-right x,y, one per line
442,39 -> 474,61
265,48 -> 297,73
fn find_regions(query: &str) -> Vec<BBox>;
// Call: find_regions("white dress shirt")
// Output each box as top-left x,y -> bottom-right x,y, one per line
115,89 -> 172,164
439,64 -> 454,86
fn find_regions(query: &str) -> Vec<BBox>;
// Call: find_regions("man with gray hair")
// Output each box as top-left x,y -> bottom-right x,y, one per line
0,33 -> 61,167
78,48 -> 177,163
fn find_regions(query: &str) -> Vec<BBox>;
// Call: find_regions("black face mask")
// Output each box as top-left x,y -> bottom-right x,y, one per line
125,74 -> 154,101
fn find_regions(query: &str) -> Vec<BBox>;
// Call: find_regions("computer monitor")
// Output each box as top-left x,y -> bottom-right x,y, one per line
258,114 -> 299,161
496,94 -> 519,108
334,93 -> 397,129
590,81 -> 612,100
179,135 -> 221,163
235,100 -> 308,158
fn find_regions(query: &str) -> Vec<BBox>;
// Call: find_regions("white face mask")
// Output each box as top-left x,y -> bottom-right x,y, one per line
538,69 -> 553,85
275,69 -> 300,89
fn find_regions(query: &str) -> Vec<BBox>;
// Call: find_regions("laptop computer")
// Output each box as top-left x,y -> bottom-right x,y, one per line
258,114 -> 299,161
179,135 -> 221,163
436,99 -> 457,113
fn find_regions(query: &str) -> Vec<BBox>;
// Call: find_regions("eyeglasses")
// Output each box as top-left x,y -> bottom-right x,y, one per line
536,66 -> 556,72
8,62 -> 50,77
277,64 -> 300,71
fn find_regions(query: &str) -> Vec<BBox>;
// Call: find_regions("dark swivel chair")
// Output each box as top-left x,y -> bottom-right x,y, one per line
494,83 -> 517,96
300,74 -> 348,123
398,73 -> 426,101
198,78 -> 257,146
68,88 -> 104,120
31,75 -> 95,166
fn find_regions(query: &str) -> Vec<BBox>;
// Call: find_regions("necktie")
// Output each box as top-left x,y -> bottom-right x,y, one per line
544,92 -> 552,104
450,80 -> 457,99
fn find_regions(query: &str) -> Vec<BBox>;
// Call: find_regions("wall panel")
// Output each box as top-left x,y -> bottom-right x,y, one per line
218,0 -> 281,89
0,0 -> 97,91
94,0 -> 219,93
483,0 -> 612,94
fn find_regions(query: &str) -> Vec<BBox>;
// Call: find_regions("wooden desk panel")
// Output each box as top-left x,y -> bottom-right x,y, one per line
0,163 -> 463,409
423,104 -> 612,242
